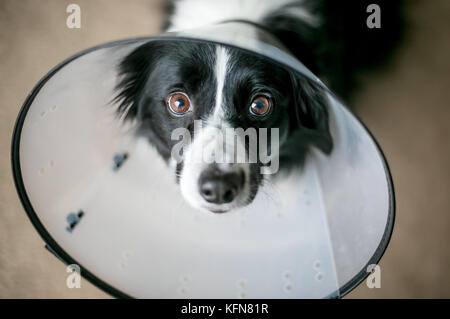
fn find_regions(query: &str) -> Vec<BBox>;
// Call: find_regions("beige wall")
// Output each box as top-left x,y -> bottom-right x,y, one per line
0,0 -> 449,298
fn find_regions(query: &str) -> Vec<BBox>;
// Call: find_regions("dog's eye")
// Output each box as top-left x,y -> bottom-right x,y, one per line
167,92 -> 192,116
249,95 -> 271,117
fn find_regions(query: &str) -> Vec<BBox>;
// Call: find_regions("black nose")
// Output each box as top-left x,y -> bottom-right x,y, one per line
199,168 -> 244,205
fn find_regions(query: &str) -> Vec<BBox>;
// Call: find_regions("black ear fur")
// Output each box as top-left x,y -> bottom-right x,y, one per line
289,72 -> 333,155
114,41 -> 160,121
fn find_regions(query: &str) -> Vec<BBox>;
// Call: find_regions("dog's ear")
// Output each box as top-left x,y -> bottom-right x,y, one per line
114,42 -> 160,121
289,72 -> 333,154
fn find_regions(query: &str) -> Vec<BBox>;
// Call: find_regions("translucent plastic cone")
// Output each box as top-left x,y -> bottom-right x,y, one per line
12,23 -> 394,298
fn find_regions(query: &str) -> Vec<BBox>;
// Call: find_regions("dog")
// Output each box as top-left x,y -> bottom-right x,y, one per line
114,0 -> 402,213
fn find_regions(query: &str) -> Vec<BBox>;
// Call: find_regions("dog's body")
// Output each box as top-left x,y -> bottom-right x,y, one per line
115,0 -> 402,213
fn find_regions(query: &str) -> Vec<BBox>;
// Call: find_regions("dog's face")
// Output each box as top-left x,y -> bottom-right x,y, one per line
116,40 -> 332,213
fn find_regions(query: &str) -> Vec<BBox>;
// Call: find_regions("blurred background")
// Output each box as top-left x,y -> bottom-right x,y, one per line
0,0 -> 449,298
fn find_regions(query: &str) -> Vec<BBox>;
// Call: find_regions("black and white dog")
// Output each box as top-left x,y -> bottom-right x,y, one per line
115,0 -> 402,213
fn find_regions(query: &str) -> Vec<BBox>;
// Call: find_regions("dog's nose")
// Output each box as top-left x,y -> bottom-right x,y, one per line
198,168 -> 244,205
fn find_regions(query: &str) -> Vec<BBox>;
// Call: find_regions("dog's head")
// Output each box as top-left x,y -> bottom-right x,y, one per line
115,40 -> 332,213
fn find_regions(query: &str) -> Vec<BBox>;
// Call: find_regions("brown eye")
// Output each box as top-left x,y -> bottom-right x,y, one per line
167,92 -> 192,116
249,95 -> 271,117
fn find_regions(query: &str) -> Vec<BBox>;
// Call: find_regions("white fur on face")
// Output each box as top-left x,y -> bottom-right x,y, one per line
212,46 -> 228,125
179,46 -> 251,212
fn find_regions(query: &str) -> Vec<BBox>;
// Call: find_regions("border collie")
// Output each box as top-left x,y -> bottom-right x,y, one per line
115,0 -> 402,213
